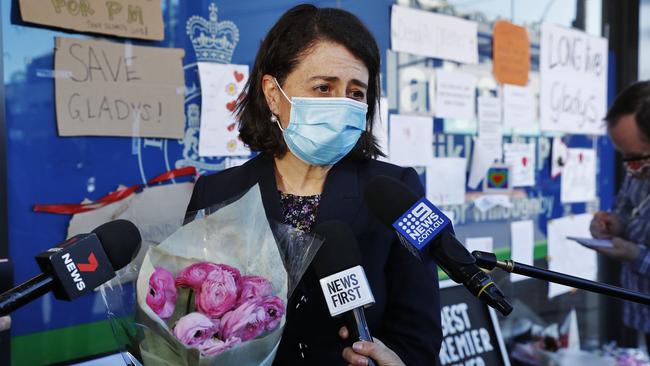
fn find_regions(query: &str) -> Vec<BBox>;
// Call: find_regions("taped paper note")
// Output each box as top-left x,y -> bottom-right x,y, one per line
547,214 -> 596,298
426,158 -> 467,206
197,63 -> 250,157
388,114 -> 434,167
504,142 -> 536,187
54,37 -> 185,138
561,149 -> 596,203
391,5 -> 478,64
510,220 -> 534,282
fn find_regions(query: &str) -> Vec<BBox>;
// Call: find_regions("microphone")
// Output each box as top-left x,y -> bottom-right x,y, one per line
364,175 -> 513,316
0,219 -> 141,316
312,220 -> 377,366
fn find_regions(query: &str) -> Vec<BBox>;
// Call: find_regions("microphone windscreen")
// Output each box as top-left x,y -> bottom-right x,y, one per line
364,175 -> 419,227
92,219 -> 142,271
312,220 -> 362,278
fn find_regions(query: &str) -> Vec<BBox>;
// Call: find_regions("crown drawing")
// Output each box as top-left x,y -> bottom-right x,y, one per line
186,3 -> 239,63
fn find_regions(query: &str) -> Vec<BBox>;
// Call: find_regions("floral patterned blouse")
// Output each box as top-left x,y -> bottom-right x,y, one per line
279,191 -> 321,232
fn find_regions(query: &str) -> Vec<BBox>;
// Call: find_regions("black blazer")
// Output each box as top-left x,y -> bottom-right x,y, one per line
186,153 -> 442,365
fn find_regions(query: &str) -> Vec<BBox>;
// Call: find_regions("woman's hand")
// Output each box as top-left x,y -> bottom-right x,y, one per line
594,237 -> 640,262
590,211 -> 623,239
339,326 -> 405,366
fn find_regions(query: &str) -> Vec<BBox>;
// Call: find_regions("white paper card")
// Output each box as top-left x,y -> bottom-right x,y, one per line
467,138 -> 501,189
551,136 -> 569,178
510,220 -> 535,282
547,214 -> 596,298
198,63 -> 250,157
388,114 -> 434,166
504,142 -> 536,187
561,149 -> 596,203
540,23 -> 608,135
478,96 -> 502,126
435,71 -> 477,120
376,97 -> 390,161
478,96 -> 503,158
503,84 -> 536,132
426,157 -> 467,206
465,237 -> 494,254
473,195 -> 513,213
391,5 -> 478,64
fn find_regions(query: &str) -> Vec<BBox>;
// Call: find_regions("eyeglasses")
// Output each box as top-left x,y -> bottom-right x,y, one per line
622,154 -> 650,162
623,154 -> 650,171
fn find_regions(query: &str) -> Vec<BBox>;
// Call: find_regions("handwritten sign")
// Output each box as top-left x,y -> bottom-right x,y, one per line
435,70 -> 477,119
493,21 -> 530,86
540,23 -> 608,135
55,37 -> 185,138
503,84 -> 536,132
19,0 -> 163,40
391,5 -> 478,64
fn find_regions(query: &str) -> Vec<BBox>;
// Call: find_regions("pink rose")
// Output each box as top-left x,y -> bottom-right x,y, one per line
172,312 -> 219,346
198,336 -> 241,357
220,299 -> 268,341
146,267 -> 177,319
196,267 -> 239,318
259,296 -> 285,331
172,312 -> 220,346
176,262 -> 241,290
237,275 -> 273,305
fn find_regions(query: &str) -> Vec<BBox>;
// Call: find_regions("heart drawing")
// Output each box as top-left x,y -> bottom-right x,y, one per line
226,100 -> 237,112
234,71 -> 245,82
487,167 -> 509,189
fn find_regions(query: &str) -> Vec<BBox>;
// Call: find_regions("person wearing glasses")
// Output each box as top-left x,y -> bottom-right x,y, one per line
590,81 -> 650,345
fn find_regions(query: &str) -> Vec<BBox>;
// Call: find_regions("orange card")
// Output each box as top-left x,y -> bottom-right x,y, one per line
493,21 -> 530,86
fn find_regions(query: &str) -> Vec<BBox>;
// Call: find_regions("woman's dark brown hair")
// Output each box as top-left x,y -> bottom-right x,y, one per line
236,4 -> 383,160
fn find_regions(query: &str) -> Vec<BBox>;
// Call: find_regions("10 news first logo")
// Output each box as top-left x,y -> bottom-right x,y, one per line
393,198 -> 450,250
319,266 -> 375,317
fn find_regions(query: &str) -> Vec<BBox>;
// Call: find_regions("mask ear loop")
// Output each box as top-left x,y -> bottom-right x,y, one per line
272,77 -> 292,132
273,77 -> 293,105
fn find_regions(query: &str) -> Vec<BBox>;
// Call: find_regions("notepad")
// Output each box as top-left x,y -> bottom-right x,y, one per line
567,236 -> 613,249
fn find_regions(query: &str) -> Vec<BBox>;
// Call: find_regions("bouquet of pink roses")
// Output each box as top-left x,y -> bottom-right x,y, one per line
145,262 -> 285,357
102,184 -> 322,366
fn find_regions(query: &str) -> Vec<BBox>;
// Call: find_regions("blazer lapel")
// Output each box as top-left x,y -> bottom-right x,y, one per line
315,158 -> 363,228
251,153 -> 283,224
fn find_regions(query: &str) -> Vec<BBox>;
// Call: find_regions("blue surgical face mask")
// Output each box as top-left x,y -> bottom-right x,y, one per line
273,78 -> 368,166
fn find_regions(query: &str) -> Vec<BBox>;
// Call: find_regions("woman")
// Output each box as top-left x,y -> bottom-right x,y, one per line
186,4 -> 442,365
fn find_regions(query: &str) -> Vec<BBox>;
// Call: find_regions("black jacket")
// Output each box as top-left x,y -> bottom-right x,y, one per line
186,153 -> 442,365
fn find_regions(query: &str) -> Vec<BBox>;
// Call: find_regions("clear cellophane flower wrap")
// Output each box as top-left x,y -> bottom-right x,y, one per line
100,184 -> 322,366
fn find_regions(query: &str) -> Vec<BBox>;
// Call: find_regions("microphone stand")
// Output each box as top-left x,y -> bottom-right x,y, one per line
472,251 -> 650,305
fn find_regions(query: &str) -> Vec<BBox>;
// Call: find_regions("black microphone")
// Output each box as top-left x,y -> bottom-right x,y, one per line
364,175 -> 513,316
0,219 -> 141,316
312,220 -> 377,366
